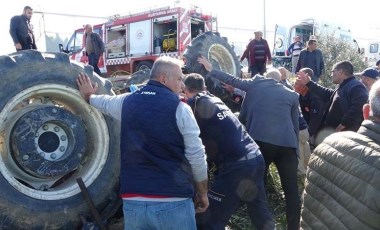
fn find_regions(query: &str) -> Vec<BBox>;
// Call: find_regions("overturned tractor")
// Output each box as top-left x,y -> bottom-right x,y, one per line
0,31 -> 241,229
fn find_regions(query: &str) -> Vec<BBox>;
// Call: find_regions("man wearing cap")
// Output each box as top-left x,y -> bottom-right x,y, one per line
295,36 -> 324,82
358,67 -> 380,91
240,31 -> 272,77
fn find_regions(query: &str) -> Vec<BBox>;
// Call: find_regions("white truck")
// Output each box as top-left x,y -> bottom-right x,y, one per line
272,18 -> 359,71
365,42 -> 380,67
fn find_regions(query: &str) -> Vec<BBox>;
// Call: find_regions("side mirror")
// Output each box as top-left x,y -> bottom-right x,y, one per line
58,44 -> 69,54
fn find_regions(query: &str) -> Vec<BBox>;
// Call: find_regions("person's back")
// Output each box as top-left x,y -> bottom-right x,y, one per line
301,80 -> 380,230
239,75 -> 299,148
197,58 -> 300,229
187,91 -> 256,166
76,56 -> 208,230
183,73 -> 275,230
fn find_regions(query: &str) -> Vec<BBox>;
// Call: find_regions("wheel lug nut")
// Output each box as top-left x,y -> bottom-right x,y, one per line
60,135 -> 67,141
59,146 -> 66,152
51,153 -> 57,159
43,125 -> 49,130
54,126 -> 60,132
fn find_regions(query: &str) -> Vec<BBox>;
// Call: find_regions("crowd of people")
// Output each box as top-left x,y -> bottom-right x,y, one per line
8,5 -> 380,229
77,50 -> 380,230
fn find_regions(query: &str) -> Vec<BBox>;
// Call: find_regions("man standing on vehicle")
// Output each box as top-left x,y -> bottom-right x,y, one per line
240,31 -> 272,77
183,74 -> 275,230
9,6 -> 37,51
76,56 -> 209,230
84,24 -> 105,76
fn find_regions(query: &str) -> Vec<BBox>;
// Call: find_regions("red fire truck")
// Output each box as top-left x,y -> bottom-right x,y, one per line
60,6 -> 217,76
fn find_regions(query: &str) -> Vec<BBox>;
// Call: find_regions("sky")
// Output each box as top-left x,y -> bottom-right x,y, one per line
1,0 -> 379,56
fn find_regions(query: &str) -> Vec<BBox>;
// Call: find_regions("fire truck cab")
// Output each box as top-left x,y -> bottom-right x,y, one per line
60,6 -> 216,76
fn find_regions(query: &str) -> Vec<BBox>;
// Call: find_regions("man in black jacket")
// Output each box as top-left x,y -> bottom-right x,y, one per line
9,6 -> 37,51
297,61 -> 368,144
84,24 -> 105,76
183,74 -> 274,230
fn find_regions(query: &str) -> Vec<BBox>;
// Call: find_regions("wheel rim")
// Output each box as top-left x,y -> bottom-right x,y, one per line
208,44 -> 237,76
0,84 -> 109,200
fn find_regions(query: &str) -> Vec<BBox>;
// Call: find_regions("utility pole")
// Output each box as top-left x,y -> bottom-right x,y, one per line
263,0 -> 267,38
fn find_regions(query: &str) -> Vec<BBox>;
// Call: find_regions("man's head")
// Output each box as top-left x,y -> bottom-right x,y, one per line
300,67 -> 314,80
307,40 -> 317,51
294,68 -> 313,96
278,67 -> 288,81
265,68 -> 281,82
331,61 -> 354,84
363,79 -> 380,119
294,36 -> 301,42
183,73 -> 206,98
150,56 -> 184,94
358,67 -> 379,91
254,31 -> 263,40
23,6 -> 33,20
84,24 -> 93,33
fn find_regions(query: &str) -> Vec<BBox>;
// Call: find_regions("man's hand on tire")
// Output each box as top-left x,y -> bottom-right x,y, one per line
76,73 -> 98,103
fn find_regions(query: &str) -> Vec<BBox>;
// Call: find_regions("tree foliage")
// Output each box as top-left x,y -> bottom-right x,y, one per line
317,33 -> 366,88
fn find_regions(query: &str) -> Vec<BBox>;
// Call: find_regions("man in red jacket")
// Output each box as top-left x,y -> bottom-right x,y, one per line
240,31 -> 272,77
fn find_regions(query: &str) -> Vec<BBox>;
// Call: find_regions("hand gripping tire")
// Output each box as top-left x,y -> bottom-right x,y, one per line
0,50 -> 120,229
183,31 -> 241,102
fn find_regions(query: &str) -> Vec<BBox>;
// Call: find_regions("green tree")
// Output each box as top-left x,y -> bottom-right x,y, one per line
317,33 -> 366,88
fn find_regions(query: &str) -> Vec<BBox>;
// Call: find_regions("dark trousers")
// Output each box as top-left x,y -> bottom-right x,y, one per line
255,140 -> 300,230
197,154 -> 275,230
88,52 -> 101,76
250,61 -> 266,77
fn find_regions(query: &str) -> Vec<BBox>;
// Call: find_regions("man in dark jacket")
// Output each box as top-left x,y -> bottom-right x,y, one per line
85,24 -> 105,76
240,31 -> 272,77
295,36 -> 324,82
294,68 -> 326,147
9,6 -> 37,51
183,74 -> 274,230
301,79 -> 380,230
297,61 -> 368,144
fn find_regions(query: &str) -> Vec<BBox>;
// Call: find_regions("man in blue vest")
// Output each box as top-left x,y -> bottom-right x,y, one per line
76,56 -> 209,230
183,74 -> 274,230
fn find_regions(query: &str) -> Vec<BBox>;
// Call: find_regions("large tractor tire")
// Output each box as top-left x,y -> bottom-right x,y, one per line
0,50 -> 120,229
183,31 -> 241,102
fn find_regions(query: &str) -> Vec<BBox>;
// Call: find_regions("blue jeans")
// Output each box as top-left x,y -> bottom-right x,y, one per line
123,198 -> 196,230
197,153 -> 275,230
88,52 -> 101,76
